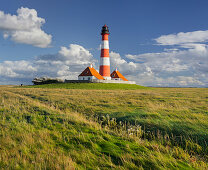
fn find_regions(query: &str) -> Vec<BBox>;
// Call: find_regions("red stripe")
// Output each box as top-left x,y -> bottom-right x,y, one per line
99,65 -> 110,77
102,34 -> 109,40
101,49 -> 109,57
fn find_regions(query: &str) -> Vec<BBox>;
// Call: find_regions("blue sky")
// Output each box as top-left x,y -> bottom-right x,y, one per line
0,0 -> 208,86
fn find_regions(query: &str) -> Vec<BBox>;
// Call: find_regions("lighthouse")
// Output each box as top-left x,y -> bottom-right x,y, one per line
76,24 -> 134,84
99,24 -> 111,80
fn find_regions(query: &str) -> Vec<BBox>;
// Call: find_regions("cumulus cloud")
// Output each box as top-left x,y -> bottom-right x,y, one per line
111,51 -> 207,87
0,60 -> 37,80
0,44 -> 95,84
36,44 -> 96,78
110,51 -> 137,75
0,7 -> 52,48
58,44 -> 94,65
123,30 -> 208,87
155,30 -> 208,46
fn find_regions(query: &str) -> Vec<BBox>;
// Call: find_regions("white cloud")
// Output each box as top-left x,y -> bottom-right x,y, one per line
59,44 -> 94,65
155,30 -> 208,46
115,28 -> 208,87
123,30 -> 208,87
176,76 -> 205,86
0,7 -> 52,48
110,51 -> 137,75
0,60 -> 36,78
36,44 -> 96,80
0,44 -> 96,84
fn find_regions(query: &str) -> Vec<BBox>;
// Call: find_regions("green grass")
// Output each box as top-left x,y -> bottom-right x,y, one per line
25,83 -> 147,90
0,86 -> 208,169
22,86 -> 208,150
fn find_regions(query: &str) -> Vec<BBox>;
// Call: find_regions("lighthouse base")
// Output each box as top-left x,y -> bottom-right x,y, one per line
103,76 -> 111,80
64,79 -> 136,84
90,79 -> 136,84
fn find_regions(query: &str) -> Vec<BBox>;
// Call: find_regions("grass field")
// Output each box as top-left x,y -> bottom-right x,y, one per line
25,83 -> 147,90
0,84 -> 208,169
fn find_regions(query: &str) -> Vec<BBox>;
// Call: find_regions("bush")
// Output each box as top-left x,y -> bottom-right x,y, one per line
32,77 -> 64,85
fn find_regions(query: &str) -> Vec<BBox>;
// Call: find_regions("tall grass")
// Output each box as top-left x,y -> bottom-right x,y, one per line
16,86 -> 208,150
0,86 -> 207,169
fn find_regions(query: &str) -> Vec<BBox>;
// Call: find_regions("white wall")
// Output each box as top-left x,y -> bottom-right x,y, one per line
111,78 -> 121,81
78,76 -> 95,80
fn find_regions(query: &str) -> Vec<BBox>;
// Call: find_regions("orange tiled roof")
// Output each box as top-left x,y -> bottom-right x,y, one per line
79,67 -> 104,80
110,70 -> 128,81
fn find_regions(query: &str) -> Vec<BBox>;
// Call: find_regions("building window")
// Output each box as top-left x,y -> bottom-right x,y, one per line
83,77 -> 84,80
88,77 -> 90,80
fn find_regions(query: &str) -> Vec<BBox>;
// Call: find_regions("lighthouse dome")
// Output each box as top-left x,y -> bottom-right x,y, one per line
101,24 -> 110,35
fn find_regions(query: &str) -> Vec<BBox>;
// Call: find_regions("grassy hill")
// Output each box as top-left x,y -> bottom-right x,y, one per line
0,84 -> 208,169
25,83 -> 147,90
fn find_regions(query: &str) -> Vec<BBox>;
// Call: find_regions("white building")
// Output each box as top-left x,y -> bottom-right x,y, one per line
78,65 -> 105,81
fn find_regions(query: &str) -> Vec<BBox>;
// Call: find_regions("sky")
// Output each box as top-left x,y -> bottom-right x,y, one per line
0,0 -> 208,87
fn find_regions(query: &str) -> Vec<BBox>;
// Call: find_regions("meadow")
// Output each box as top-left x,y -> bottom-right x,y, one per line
0,84 -> 208,169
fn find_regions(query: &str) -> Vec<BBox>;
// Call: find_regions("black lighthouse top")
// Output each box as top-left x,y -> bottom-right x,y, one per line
101,24 -> 110,35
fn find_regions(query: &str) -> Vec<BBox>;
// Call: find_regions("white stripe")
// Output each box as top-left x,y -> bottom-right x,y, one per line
101,40 -> 109,49
100,57 -> 110,66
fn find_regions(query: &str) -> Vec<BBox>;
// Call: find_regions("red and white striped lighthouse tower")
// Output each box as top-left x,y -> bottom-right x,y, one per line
99,24 -> 111,80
